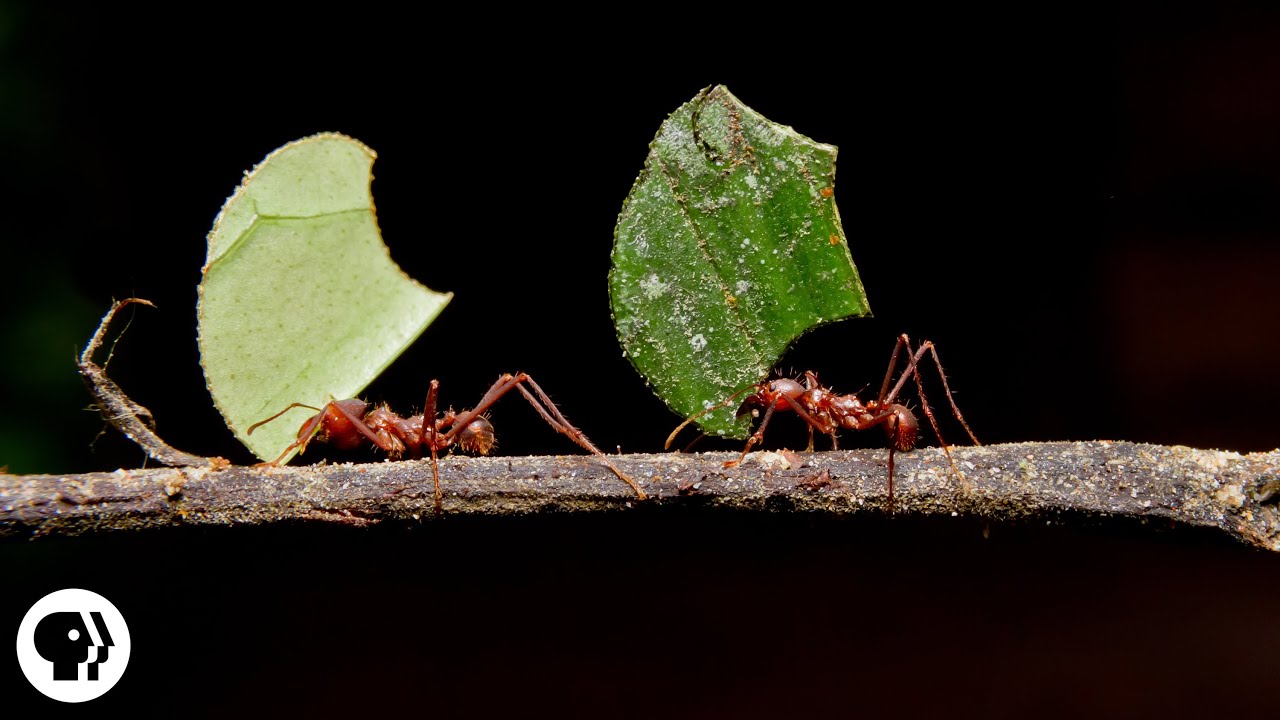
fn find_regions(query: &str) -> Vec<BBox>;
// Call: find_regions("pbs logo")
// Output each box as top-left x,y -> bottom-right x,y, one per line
16,589 -> 131,702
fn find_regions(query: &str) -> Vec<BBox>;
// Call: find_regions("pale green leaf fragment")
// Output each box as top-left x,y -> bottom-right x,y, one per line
610,86 -> 870,439
198,133 -> 451,462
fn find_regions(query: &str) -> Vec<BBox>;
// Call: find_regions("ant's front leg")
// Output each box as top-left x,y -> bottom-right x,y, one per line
726,400 -> 782,468
249,403 -> 325,466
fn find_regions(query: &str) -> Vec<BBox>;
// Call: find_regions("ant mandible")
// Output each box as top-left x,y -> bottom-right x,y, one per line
249,372 -> 646,509
666,334 -> 980,506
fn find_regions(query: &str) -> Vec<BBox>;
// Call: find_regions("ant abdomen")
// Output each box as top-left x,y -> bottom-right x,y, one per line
885,404 -> 918,452
457,416 -> 495,455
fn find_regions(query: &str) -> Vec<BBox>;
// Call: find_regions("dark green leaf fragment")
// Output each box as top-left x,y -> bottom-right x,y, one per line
610,86 -> 870,438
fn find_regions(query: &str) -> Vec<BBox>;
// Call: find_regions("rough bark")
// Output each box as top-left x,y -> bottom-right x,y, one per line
4,441 -> 1279,550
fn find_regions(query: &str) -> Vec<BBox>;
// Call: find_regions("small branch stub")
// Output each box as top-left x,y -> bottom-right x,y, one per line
78,299 -> 229,470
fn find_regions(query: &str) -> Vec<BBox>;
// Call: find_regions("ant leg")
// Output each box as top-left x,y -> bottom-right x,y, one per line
801,425 -> 841,452
887,423 -> 897,510
511,377 -> 646,500
250,403 -> 325,466
882,336 -> 975,492
439,373 -> 522,434
877,334 -> 909,405
880,335 -> 978,445
776,393 -> 838,451
726,400 -> 781,468
800,372 -> 825,451
901,364 -> 970,492
880,334 -> 927,406
444,374 -> 647,500
258,433 -> 315,467
919,342 -> 980,446
423,379 -> 443,513
844,408 -> 907,509
916,338 -> 972,489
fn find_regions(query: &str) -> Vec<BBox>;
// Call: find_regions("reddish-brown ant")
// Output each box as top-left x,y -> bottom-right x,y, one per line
249,372 -> 646,508
666,334 -> 980,506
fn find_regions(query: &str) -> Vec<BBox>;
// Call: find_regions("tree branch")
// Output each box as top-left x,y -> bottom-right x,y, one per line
3,441 -> 1279,550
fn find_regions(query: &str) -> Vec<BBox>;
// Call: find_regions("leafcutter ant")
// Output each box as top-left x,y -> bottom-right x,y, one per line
666,334 -> 979,506
249,373 -> 646,509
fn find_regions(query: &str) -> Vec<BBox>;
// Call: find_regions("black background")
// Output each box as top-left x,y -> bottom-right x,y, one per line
4,5 -> 1280,717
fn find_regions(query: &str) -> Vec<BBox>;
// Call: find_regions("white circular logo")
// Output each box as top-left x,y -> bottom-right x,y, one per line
15,589 -> 131,703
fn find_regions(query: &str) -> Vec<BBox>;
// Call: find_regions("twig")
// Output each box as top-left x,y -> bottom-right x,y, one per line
78,298 -> 228,470
3,441 -> 1279,550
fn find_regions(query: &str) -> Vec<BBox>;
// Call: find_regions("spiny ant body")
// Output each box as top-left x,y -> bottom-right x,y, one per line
667,334 -> 980,506
250,373 -> 645,508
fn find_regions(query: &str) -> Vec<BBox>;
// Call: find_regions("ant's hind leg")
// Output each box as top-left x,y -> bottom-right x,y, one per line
441,373 -> 647,501
918,341 -> 980,446
879,335 -> 979,446
892,339 -> 976,493
423,379 -> 444,512
511,376 -> 647,500
877,334 -> 911,405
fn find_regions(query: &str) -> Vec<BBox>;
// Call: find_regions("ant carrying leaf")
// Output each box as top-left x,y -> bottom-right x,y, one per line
249,373 -> 646,510
667,334 -> 979,506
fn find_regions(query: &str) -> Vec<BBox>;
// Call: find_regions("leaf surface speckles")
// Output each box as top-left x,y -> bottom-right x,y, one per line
610,86 -> 870,438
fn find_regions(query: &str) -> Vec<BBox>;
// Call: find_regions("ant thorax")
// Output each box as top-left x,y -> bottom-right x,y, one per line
363,405 -> 412,457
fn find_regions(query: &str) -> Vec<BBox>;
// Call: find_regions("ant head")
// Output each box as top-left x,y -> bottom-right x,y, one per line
458,416 -> 496,455
317,399 -> 373,450
736,378 -> 804,417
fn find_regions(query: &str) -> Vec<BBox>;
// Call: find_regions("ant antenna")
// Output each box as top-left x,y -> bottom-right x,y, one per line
247,403 -> 322,435
664,383 -> 759,450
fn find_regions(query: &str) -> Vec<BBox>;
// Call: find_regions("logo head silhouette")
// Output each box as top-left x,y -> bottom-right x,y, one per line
33,612 -> 93,681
